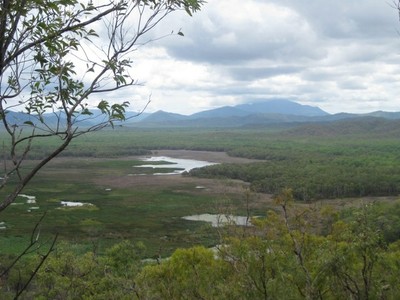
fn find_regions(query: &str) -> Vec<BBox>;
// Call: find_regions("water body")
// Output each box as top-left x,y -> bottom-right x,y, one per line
18,194 -> 36,204
182,214 -> 251,227
60,201 -> 92,207
17,194 -> 39,212
137,156 -> 217,175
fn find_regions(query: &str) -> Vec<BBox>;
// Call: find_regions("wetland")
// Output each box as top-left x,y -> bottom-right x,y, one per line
1,126 -> 400,258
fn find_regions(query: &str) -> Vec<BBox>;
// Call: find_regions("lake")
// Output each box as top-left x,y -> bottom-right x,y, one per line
137,156 -> 217,175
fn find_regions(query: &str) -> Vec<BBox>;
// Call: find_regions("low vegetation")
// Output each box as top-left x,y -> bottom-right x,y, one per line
1,121 -> 400,298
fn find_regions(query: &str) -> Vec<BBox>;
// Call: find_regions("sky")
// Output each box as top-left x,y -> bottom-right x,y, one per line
113,0 -> 400,115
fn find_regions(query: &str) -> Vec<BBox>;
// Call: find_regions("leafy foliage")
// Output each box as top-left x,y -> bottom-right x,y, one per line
3,190 -> 399,299
135,190 -> 400,299
0,0 -> 204,210
0,0 -> 204,295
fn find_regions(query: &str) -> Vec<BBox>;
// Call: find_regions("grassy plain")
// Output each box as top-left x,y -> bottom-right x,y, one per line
1,123 -> 400,257
0,149 -> 265,257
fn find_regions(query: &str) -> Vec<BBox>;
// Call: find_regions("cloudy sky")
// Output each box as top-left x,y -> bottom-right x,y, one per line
127,0 -> 400,115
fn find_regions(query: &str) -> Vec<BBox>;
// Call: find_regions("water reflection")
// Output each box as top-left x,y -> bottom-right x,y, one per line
182,213 -> 251,227
137,156 -> 217,175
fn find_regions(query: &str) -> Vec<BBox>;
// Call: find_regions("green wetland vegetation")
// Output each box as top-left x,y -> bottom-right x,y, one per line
2,120 -> 400,298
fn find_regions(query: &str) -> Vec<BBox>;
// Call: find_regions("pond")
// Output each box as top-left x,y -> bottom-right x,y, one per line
15,194 -> 40,213
60,201 -> 93,207
182,214 -> 252,227
136,156 -> 217,175
18,194 -> 36,204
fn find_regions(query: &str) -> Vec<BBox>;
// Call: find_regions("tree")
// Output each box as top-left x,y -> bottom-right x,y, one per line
23,241 -> 145,299
0,0 -> 204,211
0,0 -> 203,296
136,246 -> 232,299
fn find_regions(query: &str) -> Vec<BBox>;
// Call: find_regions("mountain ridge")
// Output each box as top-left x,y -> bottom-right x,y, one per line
137,99 -> 400,127
2,99 -> 399,129
140,99 -> 330,126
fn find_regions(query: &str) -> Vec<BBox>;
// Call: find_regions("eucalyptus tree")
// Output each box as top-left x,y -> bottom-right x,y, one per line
0,0 -> 204,211
0,1 -> 203,296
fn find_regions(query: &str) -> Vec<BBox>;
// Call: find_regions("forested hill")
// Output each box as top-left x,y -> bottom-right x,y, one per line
280,117 -> 400,138
138,99 -> 330,127
2,99 -> 400,129
135,99 -> 400,128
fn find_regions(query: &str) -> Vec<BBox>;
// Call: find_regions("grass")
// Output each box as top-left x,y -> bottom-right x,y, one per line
2,125 -> 400,258
0,157 -> 240,257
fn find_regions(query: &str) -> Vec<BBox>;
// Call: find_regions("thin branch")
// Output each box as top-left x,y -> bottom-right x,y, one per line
2,3 -> 120,71
1,212 -> 51,277
14,233 -> 58,299
0,132 -> 73,211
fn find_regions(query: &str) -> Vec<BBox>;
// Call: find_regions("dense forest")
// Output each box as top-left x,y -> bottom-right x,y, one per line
24,119 -> 400,200
2,190 -> 400,299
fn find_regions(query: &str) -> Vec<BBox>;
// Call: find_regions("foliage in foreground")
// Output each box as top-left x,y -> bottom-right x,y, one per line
1,240 -> 146,300
138,191 -> 400,299
2,190 -> 400,299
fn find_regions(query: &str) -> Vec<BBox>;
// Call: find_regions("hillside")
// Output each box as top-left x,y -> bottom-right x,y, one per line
2,99 -> 400,129
281,117 -> 400,138
138,99 -> 329,127
137,99 -> 400,128
235,99 -> 328,116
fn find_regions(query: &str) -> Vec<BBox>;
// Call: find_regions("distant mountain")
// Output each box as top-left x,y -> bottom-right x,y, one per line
0,111 -> 67,129
2,100 -> 400,129
137,99 -> 331,126
127,112 -> 151,122
141,110 -> 189,123
0,109 -> 150,130
364,111 -> 400,119
133,99 -> 400,128
236,99 -> 328,116
188,99 -> 328,119
3,111 -> 36,124
190,106 -> 250,119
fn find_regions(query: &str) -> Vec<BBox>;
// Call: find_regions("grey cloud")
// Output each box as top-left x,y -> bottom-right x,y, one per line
165,31 -> 323,65
268,0 -> 398,40
225,66 -> 303,81
336,80 -> 367,91
161,1 -> 324,64
160,0 -> 398,71
302,69 -> 341,82
144,0 -> 400,114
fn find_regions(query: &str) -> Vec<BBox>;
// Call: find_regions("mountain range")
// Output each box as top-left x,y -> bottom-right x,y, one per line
2,99 -> 400,129
135,99 -> 400,128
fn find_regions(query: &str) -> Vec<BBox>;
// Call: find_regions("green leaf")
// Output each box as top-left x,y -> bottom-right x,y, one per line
24,121 -> 35,126
81,108 -> 93,116
97,100 -> 109,114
